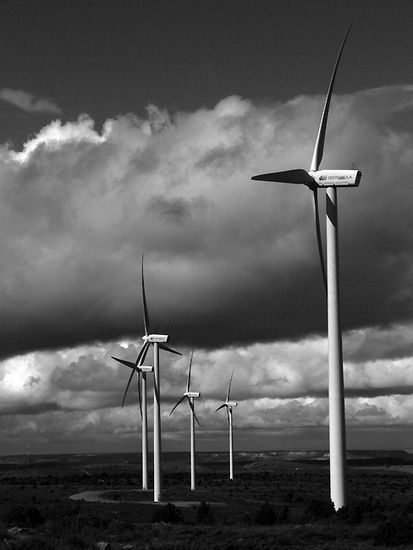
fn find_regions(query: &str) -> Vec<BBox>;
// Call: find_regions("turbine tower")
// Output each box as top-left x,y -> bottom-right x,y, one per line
169,350 -> 201,491
216,369 -> 238,481
122,255 -> 181,503
251,25 -> 360,510
112,354 -> 153,491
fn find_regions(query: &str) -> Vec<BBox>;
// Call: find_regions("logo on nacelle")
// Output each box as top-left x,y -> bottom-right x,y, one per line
311,169 -> 361,187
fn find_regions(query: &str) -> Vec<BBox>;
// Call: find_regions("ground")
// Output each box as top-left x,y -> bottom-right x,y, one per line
1,450 -> 413,549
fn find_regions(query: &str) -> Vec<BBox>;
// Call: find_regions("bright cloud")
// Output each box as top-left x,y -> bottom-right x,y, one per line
1,321 -> 413,451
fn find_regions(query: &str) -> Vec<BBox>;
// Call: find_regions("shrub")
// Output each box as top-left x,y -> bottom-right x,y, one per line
151,503 -> 182,523
303,499 -> 335,521
2,505 -> 45,528
277,505 -> 290,524
373,513 -> 413,546
196,501 -> 214,524
255,502 -> 276,525
335,500 -> 365,524
2,534 -> 56,550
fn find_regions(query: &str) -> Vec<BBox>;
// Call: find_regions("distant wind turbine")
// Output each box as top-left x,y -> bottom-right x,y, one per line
251,25 -> 361,510
169,350 -> 201,491
112,354 -> 153,491
121,255 -> 181,503
216,369 -> 238,480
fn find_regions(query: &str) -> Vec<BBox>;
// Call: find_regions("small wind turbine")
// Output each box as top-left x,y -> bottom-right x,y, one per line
216,369 -> 238,481
112,354 -> 153,491
121,255 -> 181,503
251,25 -> 360,510
169,350 -> 201,491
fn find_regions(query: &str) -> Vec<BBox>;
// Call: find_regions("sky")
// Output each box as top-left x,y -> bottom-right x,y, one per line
0,0 -> 413,455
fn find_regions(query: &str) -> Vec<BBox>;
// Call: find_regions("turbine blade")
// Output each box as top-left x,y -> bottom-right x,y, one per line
226,368 -> 234,402
215,403 -> 226,412
122,367 -> 137,408
112,357 -> 135,369
159,343 -> 182,356
188,398 -> 201,426
311,188 -> 327,292
310,24 -> 352,172
137,341 -> 150,367
121,342 -> 149,408
137,370 -> 142,418
154,375 -> 159,404
194,410 -> 201,427
186,350 -> 194,393
141,254 -> 150,336
169,395 -> 186,415
251,169 -> 314,186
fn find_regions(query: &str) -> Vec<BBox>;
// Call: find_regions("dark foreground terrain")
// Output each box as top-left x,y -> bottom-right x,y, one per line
1,450 -> 413,549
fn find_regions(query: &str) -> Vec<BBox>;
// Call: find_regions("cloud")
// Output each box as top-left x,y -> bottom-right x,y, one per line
2,320 -> 413,452
0,86 -> 412,361
0,88 -> 62,114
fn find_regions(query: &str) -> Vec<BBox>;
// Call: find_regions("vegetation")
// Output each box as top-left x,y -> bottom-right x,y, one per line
151,503 -> 182,523
0,451 -> 413,549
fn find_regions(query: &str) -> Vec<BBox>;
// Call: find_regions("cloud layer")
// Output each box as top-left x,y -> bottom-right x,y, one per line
1,85 -> 413,452
1,322 -> 413,452
0,86 -> 413,360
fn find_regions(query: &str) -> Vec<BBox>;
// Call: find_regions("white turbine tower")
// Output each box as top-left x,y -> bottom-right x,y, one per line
251,25 -> 360,510
121,255 -> 181,503
216,369 -> 238,481
112,355 -> 153,491
169,350 -> 201,491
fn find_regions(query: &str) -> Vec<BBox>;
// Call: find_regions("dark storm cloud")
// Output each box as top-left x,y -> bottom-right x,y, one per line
149,196 -> 194,224
51,355 -> 122,393
0,88 -> 412,361
345,325 -> 413,362
345,386 -> 413,398
0,402 -> 61,416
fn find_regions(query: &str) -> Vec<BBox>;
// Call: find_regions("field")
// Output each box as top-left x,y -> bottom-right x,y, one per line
1,450 -> 413,549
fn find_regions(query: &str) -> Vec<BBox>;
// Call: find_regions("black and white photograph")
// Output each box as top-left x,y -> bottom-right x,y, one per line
0,0 -> 412,548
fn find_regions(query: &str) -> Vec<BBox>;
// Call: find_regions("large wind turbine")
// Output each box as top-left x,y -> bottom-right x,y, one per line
121,255 -> 181,503
169,350 -> 201,491
251,25 -> 360,510
112,354 -> 153,490
216,369 -> 238,481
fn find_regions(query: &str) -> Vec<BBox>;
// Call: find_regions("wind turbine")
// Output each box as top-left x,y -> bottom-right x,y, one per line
251,25 -> 360,510
112,354 -> 153,491
121,255 -> 181,503
216,369 -> 238,481
169,350 -> 201,491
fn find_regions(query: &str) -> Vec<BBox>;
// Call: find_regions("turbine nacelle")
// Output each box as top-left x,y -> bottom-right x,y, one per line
140,365 -> 154,373
310,169 -> 361,187
226,401 -> 238,408
185,391 -> 201,398
143,334 -> 169,343
252,168 -> 361,188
